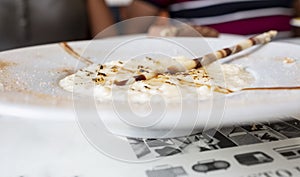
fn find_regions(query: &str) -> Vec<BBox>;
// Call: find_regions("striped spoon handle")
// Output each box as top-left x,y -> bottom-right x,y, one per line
175,30 -> 278,70
117,30 -> 278,86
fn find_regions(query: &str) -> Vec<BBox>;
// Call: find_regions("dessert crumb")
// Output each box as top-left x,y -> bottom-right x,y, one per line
283,57 -> 295,64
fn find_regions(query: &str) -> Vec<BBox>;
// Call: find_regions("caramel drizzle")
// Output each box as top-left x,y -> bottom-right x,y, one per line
240,86 -> 300,91
59,31 -> 278,86
175,78 -> 232,94
59,38 -> 300,96
59,31 -> 299,95
59,42 -> 93,65
219,86 -> 300,95
168,78 -> 300,94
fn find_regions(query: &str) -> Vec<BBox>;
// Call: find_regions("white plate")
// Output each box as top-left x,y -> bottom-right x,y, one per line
0,36 -> 300,138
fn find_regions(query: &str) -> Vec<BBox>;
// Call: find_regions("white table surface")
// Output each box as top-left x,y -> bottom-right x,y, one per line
1,114 -> 300,177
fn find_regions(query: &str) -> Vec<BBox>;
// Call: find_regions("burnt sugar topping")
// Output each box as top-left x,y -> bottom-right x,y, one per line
59,57 -> 255,102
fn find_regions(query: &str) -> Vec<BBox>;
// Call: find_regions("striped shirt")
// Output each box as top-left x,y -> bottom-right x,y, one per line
143,0 -> 294,36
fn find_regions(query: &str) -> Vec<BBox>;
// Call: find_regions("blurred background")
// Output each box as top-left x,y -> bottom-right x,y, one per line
0,0 -> 299,51
0,0 -> 134,51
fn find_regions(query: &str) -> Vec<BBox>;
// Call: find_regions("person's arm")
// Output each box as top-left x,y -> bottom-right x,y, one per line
125,0 -> 219,37
86,0 -> 116,37
122,0 -> 161,34
126,0 -> 160,18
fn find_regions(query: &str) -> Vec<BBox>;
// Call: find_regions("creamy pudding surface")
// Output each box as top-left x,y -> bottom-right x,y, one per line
59,57 -> 255,103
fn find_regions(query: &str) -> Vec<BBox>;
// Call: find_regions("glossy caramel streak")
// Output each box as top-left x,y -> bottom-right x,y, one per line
59,42 -> 93,65
134,75 -> 147,81
114,80 -> 128,86
241,86 -> 300,91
